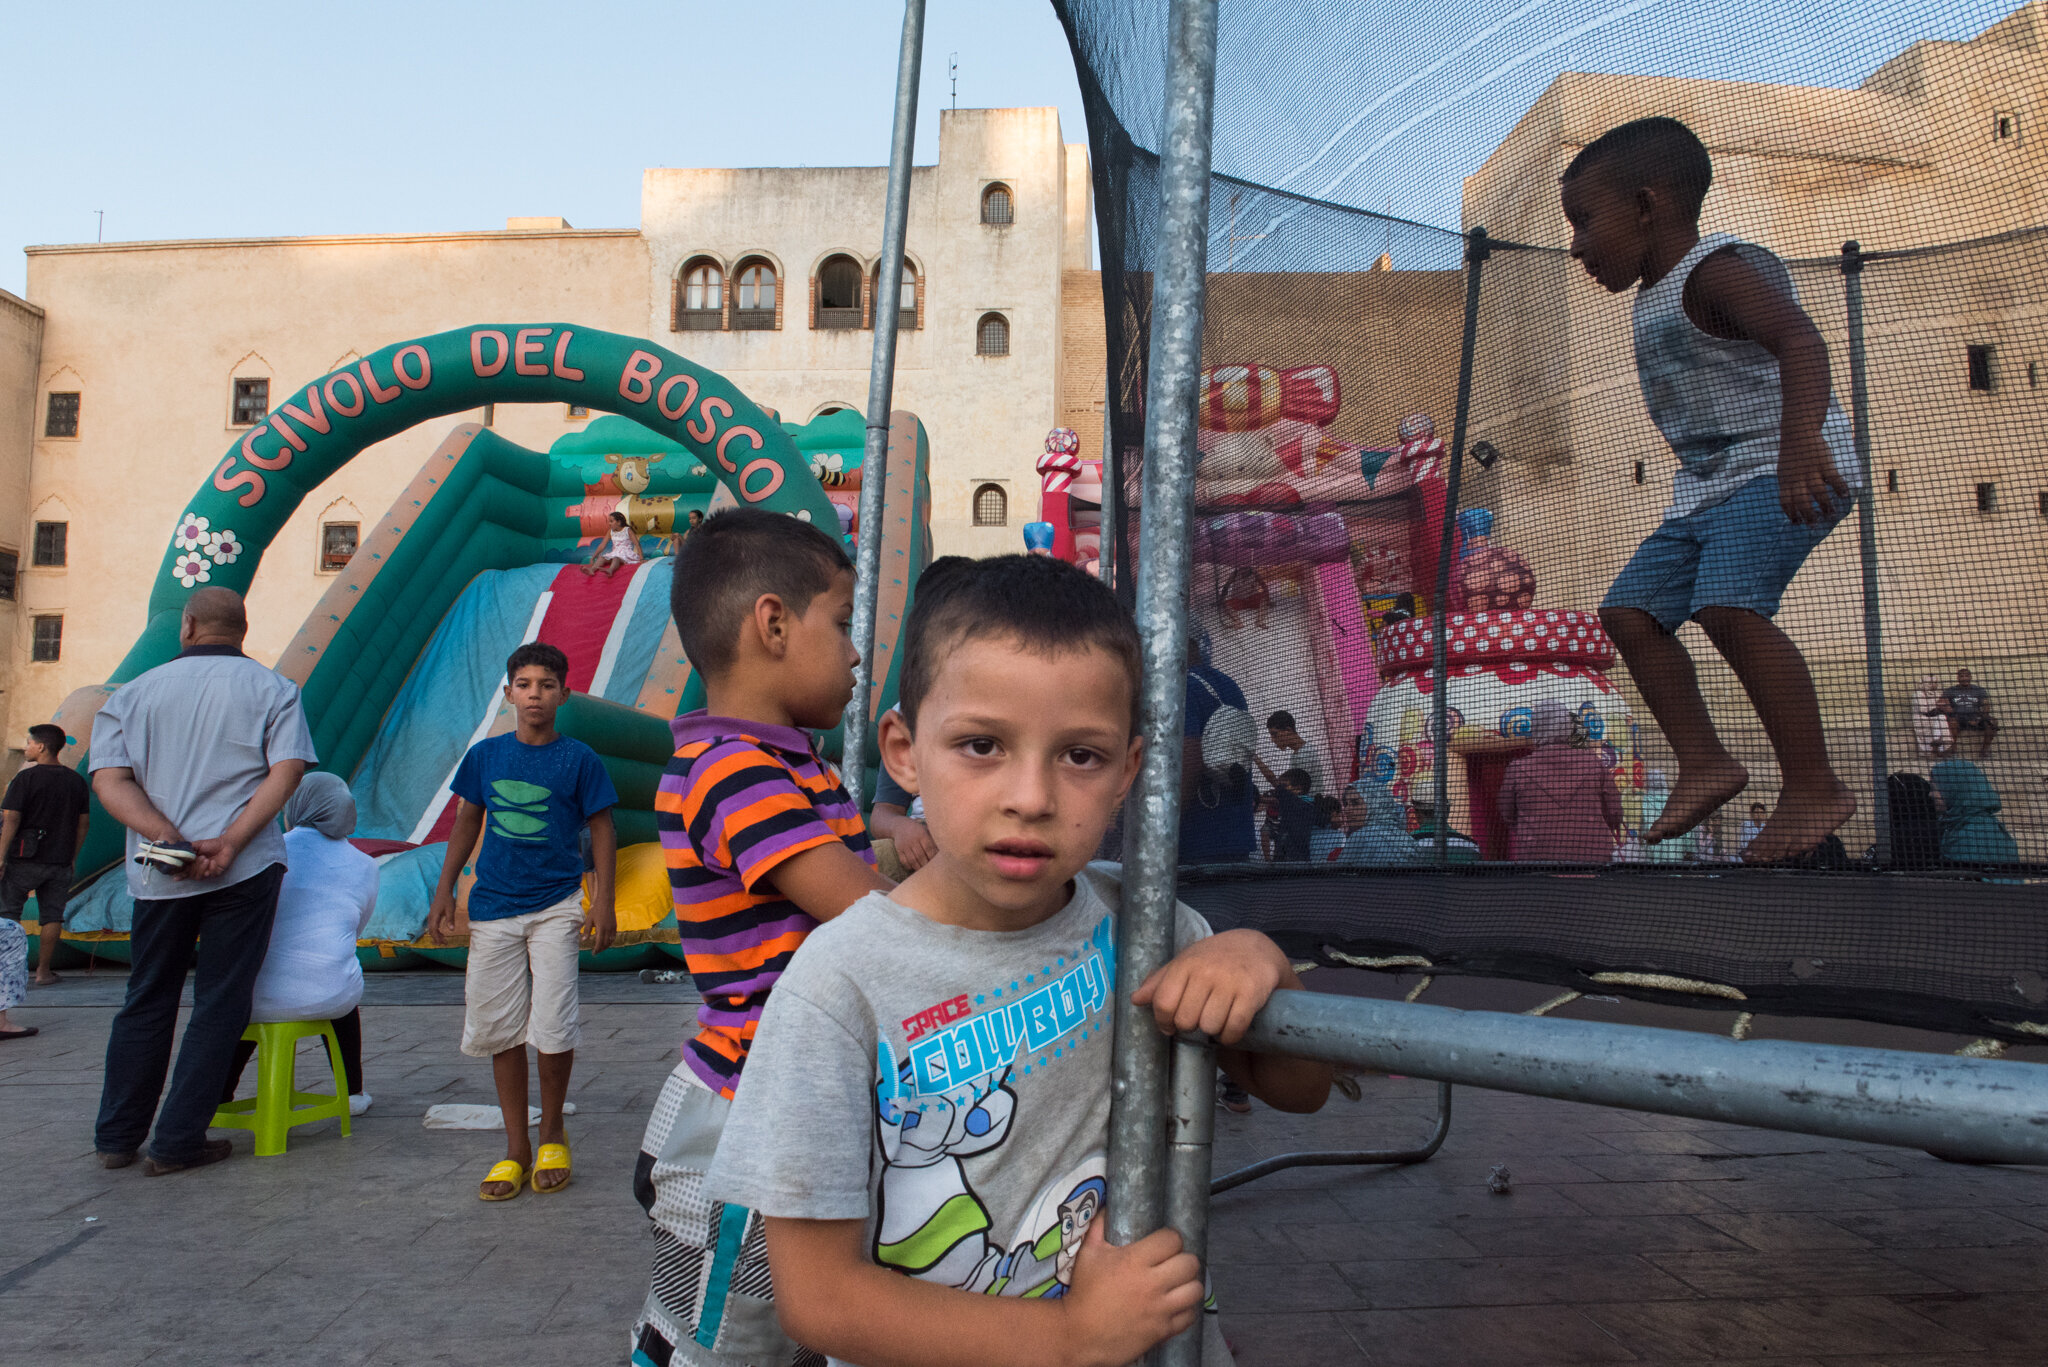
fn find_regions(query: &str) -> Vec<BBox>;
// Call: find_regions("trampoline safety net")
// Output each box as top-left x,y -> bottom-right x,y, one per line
1053,0 -> 2048,1043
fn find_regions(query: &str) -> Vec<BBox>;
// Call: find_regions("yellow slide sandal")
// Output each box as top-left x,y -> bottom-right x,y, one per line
533,1142 -> 572,1194
478,1158 -> 526,1201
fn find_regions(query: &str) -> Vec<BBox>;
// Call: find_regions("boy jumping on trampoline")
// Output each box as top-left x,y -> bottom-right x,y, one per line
630,508 -> 892,1367
705,554 -> 1330,1367
1564,117 -> 1858,863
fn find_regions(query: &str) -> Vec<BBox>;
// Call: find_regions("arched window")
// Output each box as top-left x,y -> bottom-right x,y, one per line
981,183 -> 1014,225
734,258 -> 778,330
976,312 -> 1010,357
674,257 -> 724,331
816,255 -> 863,329
871,258 -> 918,331
973,483 -> 1008,527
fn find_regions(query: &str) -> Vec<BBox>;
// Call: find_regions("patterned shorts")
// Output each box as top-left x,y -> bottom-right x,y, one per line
631,1061 -> 825,1367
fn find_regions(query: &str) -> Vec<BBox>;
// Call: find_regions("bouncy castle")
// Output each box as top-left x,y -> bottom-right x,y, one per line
1028,361 -> 1647,857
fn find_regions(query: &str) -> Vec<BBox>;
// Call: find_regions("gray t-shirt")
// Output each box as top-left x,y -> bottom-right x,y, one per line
1634,233 -> 1857,519
709,863 -> 1231,1366
90,647 -> 318,900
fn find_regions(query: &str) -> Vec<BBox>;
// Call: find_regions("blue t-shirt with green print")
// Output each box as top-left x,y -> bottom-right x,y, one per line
450,732 -> 618,922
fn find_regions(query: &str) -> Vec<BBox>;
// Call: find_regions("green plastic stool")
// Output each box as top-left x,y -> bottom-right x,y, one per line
210,1020 -> 352,1156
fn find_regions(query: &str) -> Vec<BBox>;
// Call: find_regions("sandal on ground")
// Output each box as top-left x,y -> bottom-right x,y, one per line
478,1158 -> 527,1201
532,1142 -> 572,1193
0,1026 -> 39,1040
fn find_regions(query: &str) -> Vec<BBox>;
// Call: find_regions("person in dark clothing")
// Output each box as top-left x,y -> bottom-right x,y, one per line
1252,758 -> 1318,861
1885,772 -> 1944,871
1,723 -> 92,986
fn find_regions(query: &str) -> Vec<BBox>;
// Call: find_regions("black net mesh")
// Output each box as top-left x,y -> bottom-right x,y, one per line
1056,0 -> 2048,1042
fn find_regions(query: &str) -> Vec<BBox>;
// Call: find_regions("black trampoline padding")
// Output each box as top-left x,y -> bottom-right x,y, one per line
1177,867 -> 2048,1044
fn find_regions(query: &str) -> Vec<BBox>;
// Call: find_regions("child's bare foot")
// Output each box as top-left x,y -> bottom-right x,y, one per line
1745,782 -> 1855,863
1645,755 -> 1749,843
532,1128 -> 569,1191
482,1144 -> 530,1199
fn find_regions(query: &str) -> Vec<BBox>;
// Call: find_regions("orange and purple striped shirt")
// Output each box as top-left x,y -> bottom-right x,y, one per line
656,712 -> 874,1097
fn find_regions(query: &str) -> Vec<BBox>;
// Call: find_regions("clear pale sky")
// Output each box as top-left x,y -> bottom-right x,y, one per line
1,0 -> 2018,297
0,0 -> 1089,297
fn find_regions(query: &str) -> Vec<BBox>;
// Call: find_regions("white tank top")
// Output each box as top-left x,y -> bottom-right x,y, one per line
1633,233 -> 1855,518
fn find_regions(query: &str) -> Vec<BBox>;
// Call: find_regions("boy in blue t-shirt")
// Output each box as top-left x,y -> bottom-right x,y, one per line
427,641 -> 618,1201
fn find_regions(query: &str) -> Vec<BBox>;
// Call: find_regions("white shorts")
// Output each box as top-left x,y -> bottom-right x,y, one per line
461,892 -> 583,1057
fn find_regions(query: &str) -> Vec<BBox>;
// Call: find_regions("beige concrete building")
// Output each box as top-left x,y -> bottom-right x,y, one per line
0,289 -> 44,743
5,107 -> 1098,743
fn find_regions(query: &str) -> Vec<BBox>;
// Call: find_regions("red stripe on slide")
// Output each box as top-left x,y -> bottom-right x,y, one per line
536,563 -> 634,693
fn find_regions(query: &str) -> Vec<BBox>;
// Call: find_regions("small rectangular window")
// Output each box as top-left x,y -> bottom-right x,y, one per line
1632,460 -> 1645,486
2030,361 -> 2040,389
482,403 -> 495,428
1977,481 -> 1998,513
1995,110 -> 2020,143
31,615 -> 62,663
565,404 -> 590,420
2039,490 -> 2048,518
321,522 -> 359,572
44,392 -> 79,438
32,521 -> 67,567
0,549 -> 15,601
1968,345 -> 1993,391
233,378 -> 270,426
1885,468 -> 1899,494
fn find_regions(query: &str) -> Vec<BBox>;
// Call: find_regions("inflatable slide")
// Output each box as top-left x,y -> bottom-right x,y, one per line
46,326 -> 931,968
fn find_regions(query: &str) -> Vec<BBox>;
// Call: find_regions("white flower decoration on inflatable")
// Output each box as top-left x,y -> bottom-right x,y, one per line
173,513 -> 211,551
173,552 -> 212,588
206,529 -> 243,564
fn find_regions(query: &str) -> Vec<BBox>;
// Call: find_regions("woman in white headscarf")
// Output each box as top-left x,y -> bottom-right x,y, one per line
219,773 -> 379,1114
1497,699 -> 1622,863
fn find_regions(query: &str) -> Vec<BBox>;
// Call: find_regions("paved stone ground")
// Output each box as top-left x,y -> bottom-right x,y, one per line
5,966 -> 2047,1366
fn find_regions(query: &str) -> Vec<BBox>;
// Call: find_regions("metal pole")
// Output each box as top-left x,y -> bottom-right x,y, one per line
1106,0 -> 1220,1268
1100,372 -> 1119,587
1159,1038 -> 1217,1367
1430,227 -> 1491,864
1241,988 -> 2048,1166
842,0 -> 926,808
1842,240 -> 1890,866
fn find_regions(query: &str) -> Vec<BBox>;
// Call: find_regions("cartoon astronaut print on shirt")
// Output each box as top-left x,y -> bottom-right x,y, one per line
870,915 -> 1117,1300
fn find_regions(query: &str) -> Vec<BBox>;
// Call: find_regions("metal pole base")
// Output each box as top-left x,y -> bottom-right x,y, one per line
1210,1081 -> 1452,1195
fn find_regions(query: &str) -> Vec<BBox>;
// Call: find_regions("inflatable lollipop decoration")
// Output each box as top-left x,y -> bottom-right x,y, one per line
1397,412 -> 1446,476
1036,427 -> 1084,561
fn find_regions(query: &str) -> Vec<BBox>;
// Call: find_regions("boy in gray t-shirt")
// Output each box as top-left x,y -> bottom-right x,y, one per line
709,555 -> 1330,1367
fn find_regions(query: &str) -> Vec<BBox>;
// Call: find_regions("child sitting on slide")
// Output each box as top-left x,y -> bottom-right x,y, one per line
583,510 -> 643,578
1565,117 -> 1858,863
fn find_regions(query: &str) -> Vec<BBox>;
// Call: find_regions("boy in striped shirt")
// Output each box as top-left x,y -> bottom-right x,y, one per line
633,508 -> 893,1367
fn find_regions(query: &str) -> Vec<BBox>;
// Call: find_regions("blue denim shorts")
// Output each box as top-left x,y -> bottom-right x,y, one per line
1603,474 -> 1851,631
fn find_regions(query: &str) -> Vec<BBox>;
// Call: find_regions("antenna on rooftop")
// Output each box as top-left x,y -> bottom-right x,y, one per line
950,52 -> 958,109
95,210 -> 104,243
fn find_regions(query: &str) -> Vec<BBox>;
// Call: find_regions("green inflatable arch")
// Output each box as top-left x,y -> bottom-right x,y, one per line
116,323 -> 837,685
